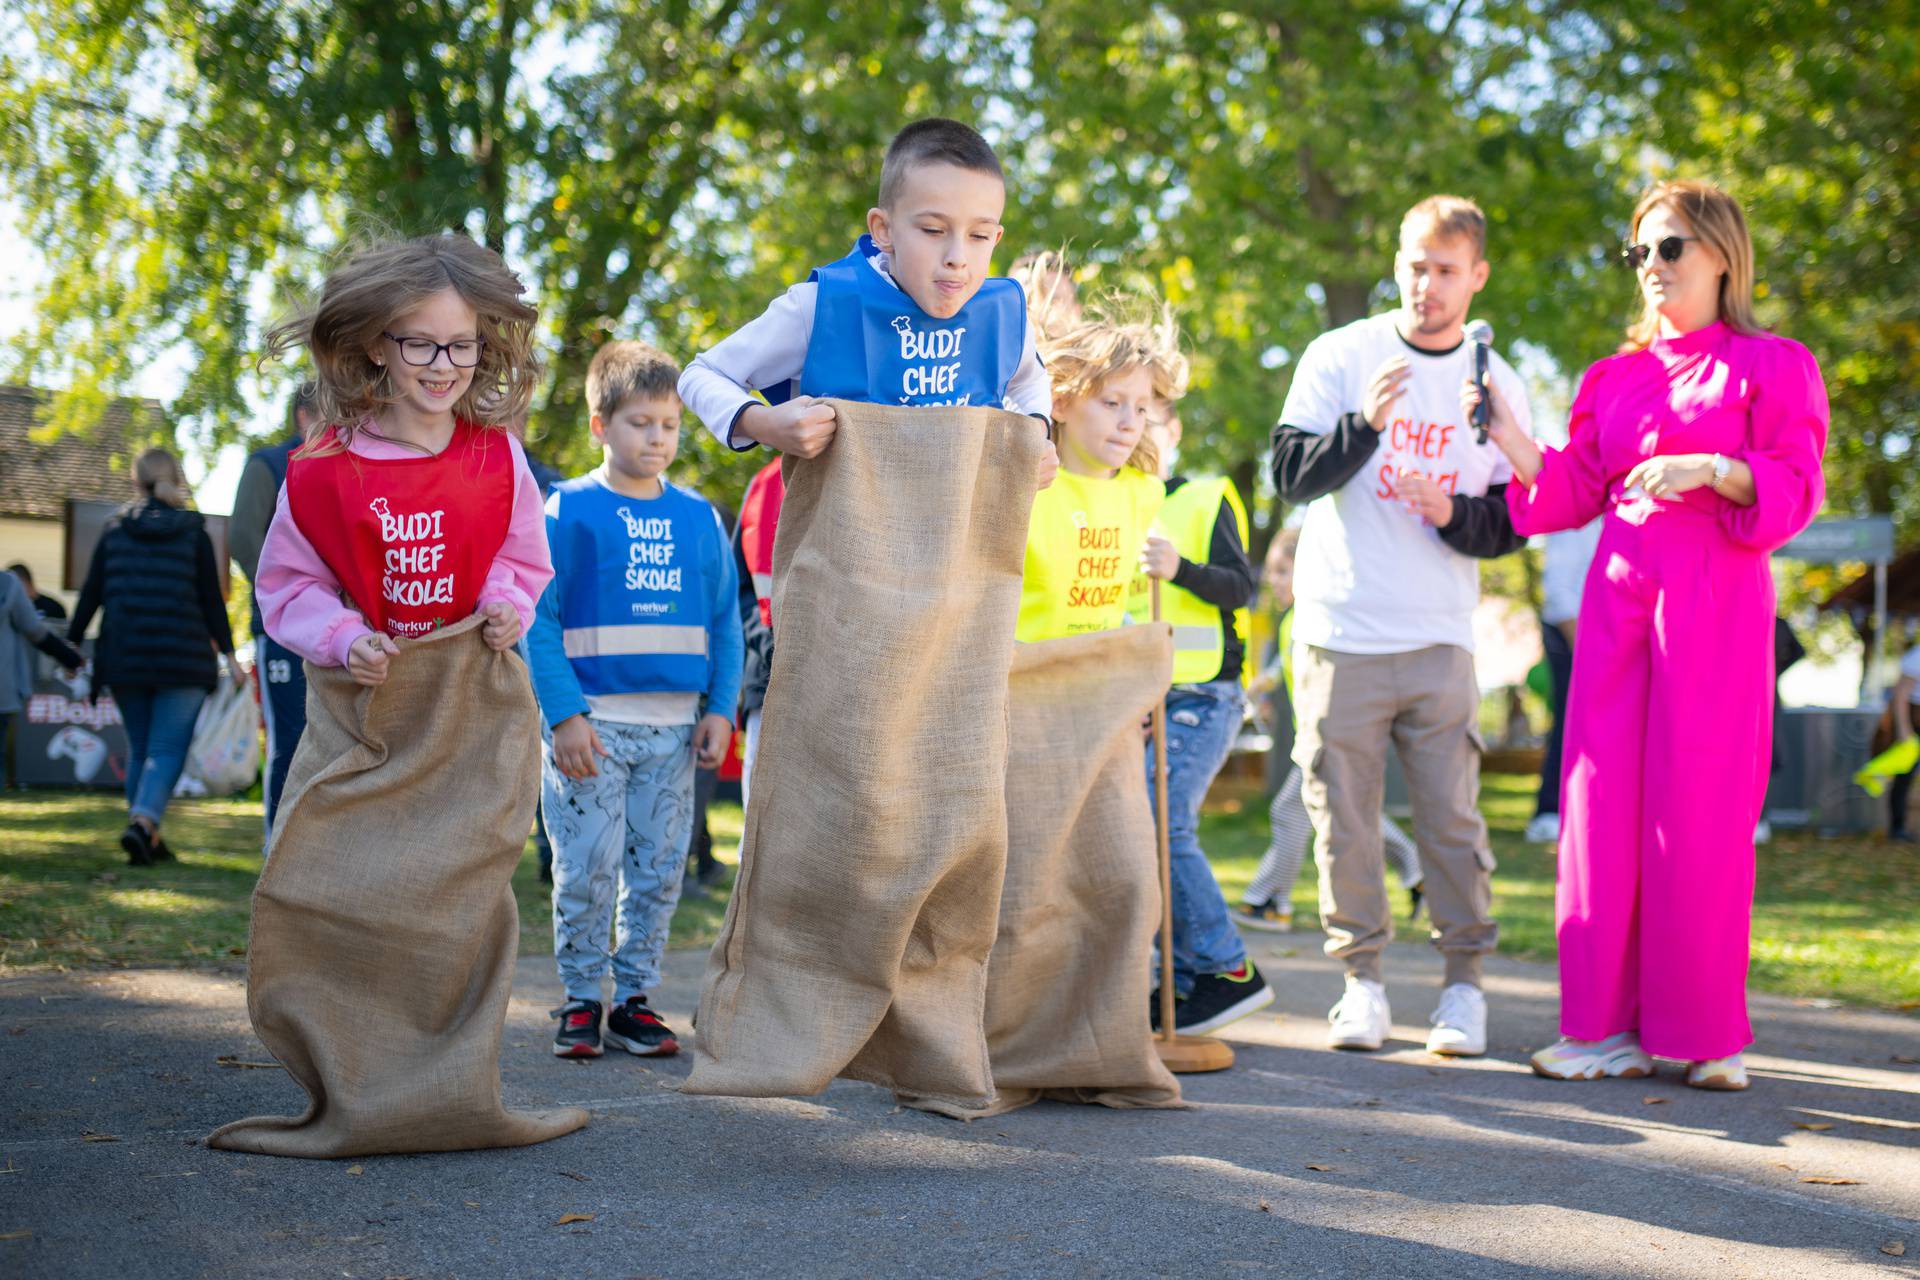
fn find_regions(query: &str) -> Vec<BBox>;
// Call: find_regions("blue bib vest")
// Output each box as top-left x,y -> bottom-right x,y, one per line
790,235 -> 1025,408
544,477 -> 720,700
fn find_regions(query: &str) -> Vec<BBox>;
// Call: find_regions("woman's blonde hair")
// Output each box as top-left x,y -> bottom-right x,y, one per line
132,447 -> 189,509
264,233 -> 542,452
1040,291 -> 1190,476
1623,180 -> 1761,351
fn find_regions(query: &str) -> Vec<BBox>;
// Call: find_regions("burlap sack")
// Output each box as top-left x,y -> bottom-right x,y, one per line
209,616 -> 586,1158
685,401 -> 1044,1108
901,625 -> 1184,1119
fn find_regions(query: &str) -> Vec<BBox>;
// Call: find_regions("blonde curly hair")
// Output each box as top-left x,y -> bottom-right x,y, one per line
264,233 -> 541,454
1039,292 -> 1189,475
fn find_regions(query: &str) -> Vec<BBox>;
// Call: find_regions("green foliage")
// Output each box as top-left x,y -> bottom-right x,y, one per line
3,1 -> 1914,537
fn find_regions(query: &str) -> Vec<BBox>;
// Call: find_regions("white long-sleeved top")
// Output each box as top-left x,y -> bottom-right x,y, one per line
678,249 -> 1052,450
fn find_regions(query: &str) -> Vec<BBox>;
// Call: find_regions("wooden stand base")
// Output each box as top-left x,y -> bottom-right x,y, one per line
1155,1034 -> 1235,1073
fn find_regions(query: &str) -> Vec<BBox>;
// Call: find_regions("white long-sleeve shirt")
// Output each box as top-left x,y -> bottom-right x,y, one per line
678,249 -> 1052,450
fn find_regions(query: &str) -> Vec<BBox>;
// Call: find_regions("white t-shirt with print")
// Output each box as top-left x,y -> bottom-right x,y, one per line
1280,311 -> 1532,655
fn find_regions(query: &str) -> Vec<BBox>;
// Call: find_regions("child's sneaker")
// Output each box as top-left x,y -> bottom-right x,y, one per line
550,998 -> 604,1058
606,995 -> 679,1057
1529,1031 -> 1653,1080
1176,962 -> 1275,1035
1229,898 -> 1292,932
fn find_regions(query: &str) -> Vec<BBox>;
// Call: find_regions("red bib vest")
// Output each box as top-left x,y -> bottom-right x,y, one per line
737,459 -> 786,628
284,421 -> 515,641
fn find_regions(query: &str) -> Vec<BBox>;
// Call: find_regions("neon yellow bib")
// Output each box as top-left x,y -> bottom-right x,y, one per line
1125,476 -> 1251,684
1017,467 -> 1165,642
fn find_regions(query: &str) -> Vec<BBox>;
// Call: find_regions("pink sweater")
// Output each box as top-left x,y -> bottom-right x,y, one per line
255,429 -> 553,667
1507,322 -> 1829,549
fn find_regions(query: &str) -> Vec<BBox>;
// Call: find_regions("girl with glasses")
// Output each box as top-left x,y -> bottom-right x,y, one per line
1468,181 -> 1830,1092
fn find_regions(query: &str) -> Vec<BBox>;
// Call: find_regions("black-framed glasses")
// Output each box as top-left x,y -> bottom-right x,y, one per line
382,332 -> 484,367
1620,236 -> 1697,270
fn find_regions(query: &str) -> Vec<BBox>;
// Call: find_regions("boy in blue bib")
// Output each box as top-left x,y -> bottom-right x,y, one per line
679,117 -> 1057,488
527,340 -> 743,1061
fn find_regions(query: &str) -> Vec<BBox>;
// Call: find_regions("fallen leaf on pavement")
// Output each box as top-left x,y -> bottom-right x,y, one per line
556,1171 -> 591,1182
463,1202 -> 479,1208
345,1165 -> 364,1176
1891,1054 -> 1918,1065
555,1213 -> 595,1225
80,1134 -> 118,1143
1791,1122 -> 1833,1131
1305,1164 -> 1333,1172
1642,1096 -> 1670,1105
1881,1241 -> 1905,1257
1256,1199 -> 1272,1213
0,1230 -> 31,1242
1800,1175 -> 1861,1186
214,1056 -> 282,1070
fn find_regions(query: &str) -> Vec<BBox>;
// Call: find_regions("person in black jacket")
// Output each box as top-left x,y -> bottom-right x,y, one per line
68,448 -> 236,866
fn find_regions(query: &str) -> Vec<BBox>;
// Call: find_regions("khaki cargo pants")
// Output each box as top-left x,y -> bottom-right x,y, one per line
1292,643 -> 1497,986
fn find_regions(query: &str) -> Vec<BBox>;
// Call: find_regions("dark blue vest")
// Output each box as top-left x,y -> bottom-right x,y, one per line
794,236 -> 1025,409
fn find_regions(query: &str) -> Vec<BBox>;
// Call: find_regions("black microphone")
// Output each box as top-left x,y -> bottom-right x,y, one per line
1467,319 -> 1493,444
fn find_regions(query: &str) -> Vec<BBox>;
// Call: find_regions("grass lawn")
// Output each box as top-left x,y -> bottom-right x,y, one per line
3,776 -> 1916,1010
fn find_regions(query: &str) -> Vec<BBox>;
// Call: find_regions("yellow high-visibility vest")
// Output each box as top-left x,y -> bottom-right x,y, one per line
1017,466 -> 1165,643
1126,475 -> 1251,684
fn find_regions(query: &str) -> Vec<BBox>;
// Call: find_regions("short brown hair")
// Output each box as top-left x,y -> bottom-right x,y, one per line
878,118 -> 1004,209
585,341 -> 681,422
1400,195 -> 1487,260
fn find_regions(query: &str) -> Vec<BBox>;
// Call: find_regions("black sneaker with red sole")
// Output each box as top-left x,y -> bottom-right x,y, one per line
550,998 -> 604,1058
606,995 -> 678,1057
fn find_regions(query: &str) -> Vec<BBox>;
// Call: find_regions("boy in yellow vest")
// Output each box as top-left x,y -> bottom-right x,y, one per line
1130,404 -> 1274,1034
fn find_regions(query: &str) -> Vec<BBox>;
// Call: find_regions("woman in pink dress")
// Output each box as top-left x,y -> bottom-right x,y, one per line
1469,181 -> 1828,1091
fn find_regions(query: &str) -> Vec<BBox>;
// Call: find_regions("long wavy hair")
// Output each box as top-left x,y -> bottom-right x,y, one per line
1623,180 -> 1762,351
1040,290 -> 1190,476
263,233 -> 542,452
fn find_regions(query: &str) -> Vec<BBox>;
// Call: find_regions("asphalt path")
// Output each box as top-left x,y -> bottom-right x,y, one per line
3,928 -> 1915,1278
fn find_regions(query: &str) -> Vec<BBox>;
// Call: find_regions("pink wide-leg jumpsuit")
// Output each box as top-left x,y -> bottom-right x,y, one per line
1507,322 -> 1828,1061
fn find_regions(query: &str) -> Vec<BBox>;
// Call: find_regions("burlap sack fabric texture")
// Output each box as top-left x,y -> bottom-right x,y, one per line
209,616 -> 587,1158
900,625 -> 1185,1119
685,401 -> 1044,1109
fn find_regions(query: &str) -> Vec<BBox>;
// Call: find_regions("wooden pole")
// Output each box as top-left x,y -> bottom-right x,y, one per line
1151,578 -> 1234,1073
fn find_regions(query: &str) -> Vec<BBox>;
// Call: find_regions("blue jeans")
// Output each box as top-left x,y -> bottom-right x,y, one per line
115,685 -> 207,826
1147,679 -> 1248,993
257,635 -> 307,845
542,717 -> 695,1002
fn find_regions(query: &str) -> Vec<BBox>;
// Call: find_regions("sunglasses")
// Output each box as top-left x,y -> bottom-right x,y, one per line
1620,236 -> 1697,270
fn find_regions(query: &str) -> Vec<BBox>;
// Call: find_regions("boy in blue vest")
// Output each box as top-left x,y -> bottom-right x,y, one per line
528,340 -> 744,1059
678,116 -> 1057,486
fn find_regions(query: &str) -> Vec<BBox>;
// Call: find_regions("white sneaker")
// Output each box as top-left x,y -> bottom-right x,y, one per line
1524,813 -> 1560,844
1327,976 -> 1390,1051
1426,983 -> 1487,1056
1686,1053 -> 1750,1091
1530,1031 -> 1654,1081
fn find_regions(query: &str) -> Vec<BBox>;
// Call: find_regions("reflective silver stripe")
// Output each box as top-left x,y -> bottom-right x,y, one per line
751,572 -> 774,599
584,691 -> 701,725
562,625 -> 708,658
1171,624 -> 1217,652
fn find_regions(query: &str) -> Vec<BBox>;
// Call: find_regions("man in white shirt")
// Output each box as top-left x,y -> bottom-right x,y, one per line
1269,195 -> 1532,1056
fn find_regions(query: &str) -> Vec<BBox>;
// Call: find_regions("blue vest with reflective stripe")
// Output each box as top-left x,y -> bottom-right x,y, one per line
544,477 -> 720,698
793,236 -> 1025,408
